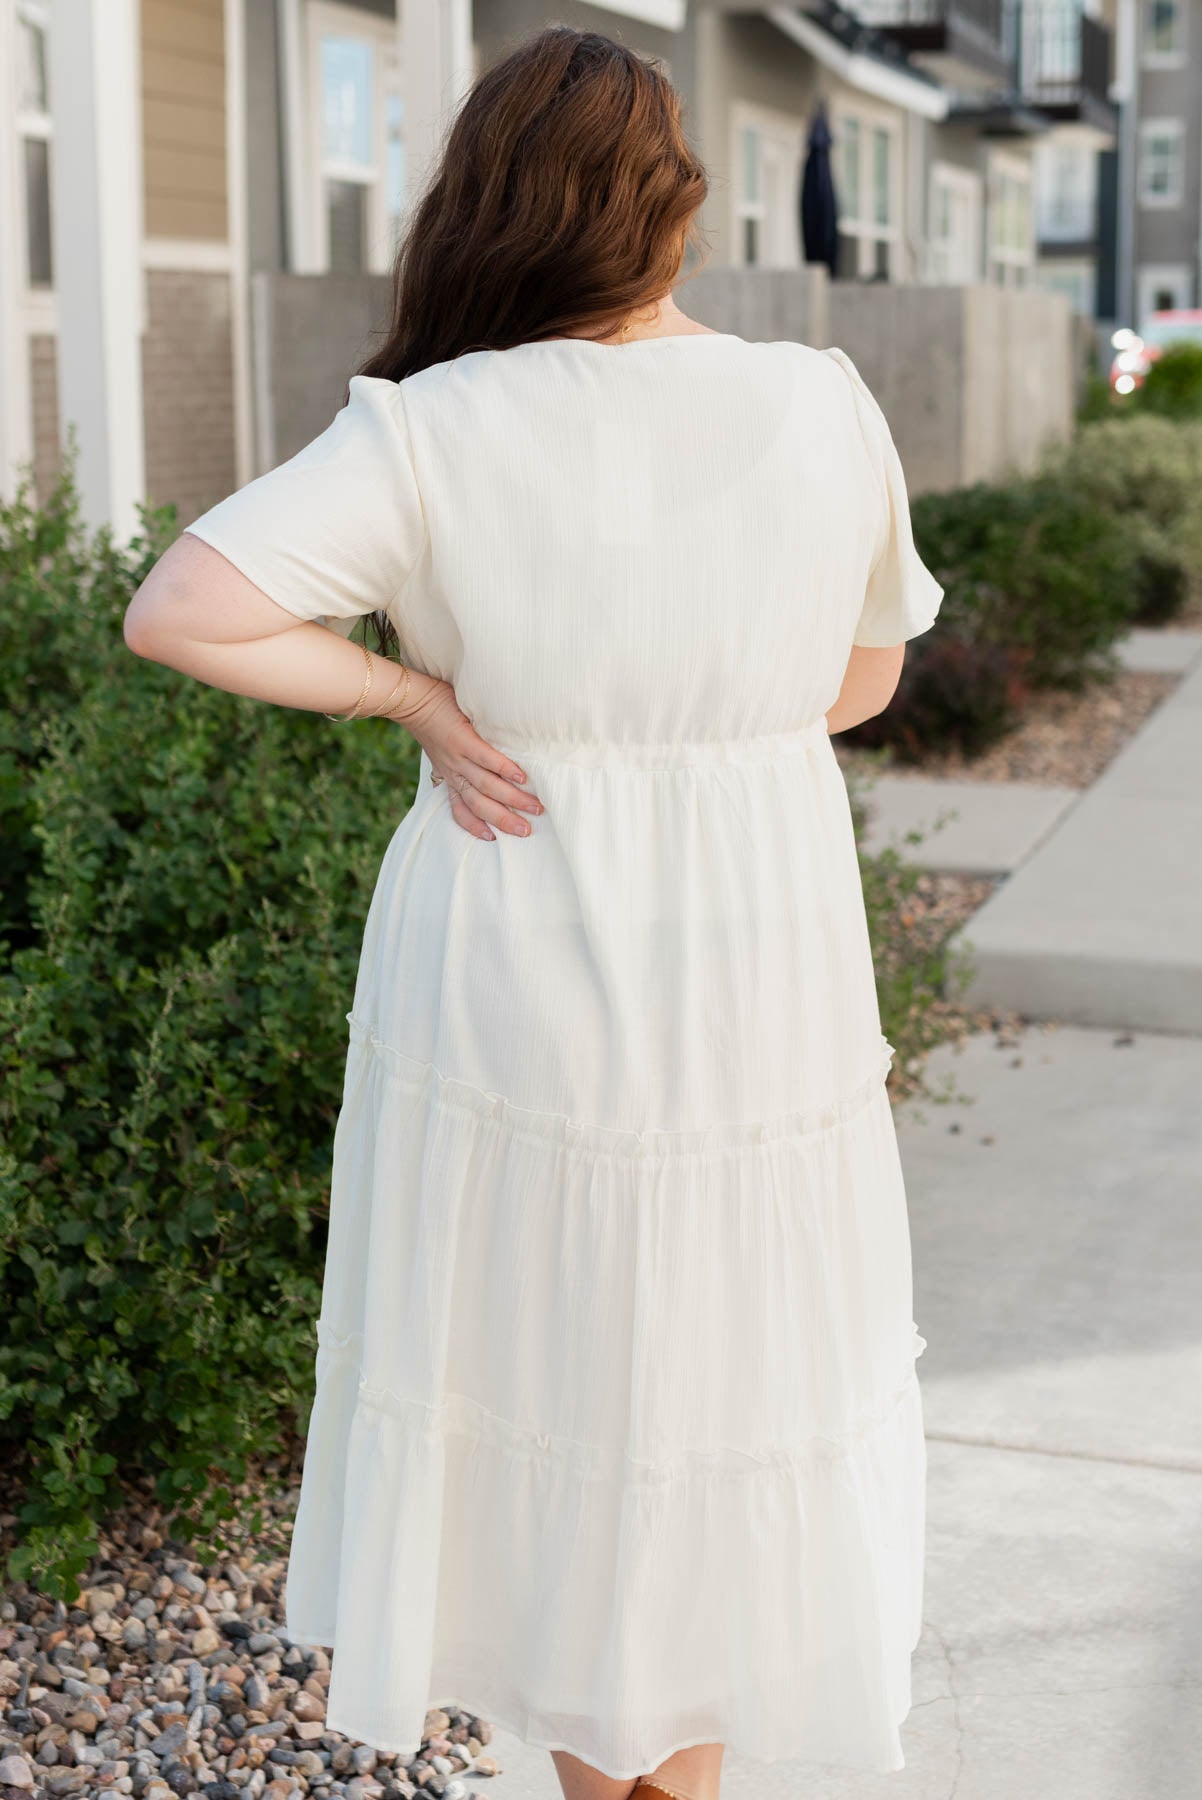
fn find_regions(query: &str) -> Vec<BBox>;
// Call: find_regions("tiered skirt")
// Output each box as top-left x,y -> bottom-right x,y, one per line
283,725 -> 927,1777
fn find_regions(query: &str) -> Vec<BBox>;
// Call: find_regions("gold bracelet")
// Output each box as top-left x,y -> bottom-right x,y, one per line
324,641 -> 374,722
379,666 -> 414,721
364,662 -> 410,719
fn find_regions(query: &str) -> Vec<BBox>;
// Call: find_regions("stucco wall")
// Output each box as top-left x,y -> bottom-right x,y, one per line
683,264 -> 830,346
1133,55 -> 1202,281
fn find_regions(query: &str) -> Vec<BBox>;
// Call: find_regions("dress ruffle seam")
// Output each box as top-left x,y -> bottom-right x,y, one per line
343,1013 -> 897,1159
313,1325 -> 927,1478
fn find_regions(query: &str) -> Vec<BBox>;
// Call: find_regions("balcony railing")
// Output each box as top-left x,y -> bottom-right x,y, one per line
1019,4 -> 1114,116
853,0 -> 1004,37
848,0 -> 1012,84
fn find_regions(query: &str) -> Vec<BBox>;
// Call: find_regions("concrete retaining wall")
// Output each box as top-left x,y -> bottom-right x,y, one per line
252,269 -> 1075,494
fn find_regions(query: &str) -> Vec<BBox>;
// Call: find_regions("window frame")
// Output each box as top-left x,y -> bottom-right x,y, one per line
986,150 -> 1035,289
927,160 -> 982,285
1140,0 -> 1187,67
730,102 -> 805,270
1135,263 -> 1193,326
1137,119 -> 1184,208
830,97 -> 902,281
14,0 -> 53,299
305,1 -> 403,277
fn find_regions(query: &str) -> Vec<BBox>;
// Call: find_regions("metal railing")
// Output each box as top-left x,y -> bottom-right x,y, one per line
851,0 -> 1006,38
1018,4 -> 1113,108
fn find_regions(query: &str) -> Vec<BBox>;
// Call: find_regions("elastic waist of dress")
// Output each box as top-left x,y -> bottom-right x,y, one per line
461,717 -> 832,772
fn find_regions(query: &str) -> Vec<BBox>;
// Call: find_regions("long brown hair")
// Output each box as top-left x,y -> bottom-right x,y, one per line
360,26 -> 709,385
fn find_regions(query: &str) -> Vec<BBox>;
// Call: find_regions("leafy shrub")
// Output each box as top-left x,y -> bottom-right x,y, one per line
1076,368 -> 1119,425
1139,342 -> 1202,419
845,633 -> 1031,762
908,476 -> 1139,689
1,465 -> 420,1598
1044,416 -> 1202,618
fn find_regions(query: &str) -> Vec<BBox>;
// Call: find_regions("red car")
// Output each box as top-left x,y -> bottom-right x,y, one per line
1110,309 -> 1202,393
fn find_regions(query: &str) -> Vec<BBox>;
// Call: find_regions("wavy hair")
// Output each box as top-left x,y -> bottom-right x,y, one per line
360,25 -> 709,387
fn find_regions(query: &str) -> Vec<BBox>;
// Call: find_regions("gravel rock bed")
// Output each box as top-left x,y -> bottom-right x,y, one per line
836,668 -> 1178,788
0,1488 -> 502,1800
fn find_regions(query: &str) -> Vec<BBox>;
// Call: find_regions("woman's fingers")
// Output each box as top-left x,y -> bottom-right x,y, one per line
458,721 -> 529,791
462,759 -> 543,815
447,774 -> 535,837
448,789 -> 495,841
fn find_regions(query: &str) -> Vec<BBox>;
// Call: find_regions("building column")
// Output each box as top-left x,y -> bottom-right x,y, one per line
399,0 -> 473,213
47,0 -> 145,538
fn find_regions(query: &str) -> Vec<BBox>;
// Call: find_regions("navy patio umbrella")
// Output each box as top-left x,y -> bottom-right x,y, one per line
800,104 -> 839,276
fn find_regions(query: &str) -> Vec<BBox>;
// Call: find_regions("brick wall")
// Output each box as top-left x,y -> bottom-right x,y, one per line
29,334 -> 61,506
141,269 -> 237,524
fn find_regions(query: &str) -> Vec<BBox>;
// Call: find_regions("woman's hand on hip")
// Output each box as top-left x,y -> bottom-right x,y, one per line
397,672 -> 542,841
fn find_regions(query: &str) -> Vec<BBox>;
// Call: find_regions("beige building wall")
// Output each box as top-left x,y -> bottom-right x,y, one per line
142,0 -> 229,242
138,0 -> 239,522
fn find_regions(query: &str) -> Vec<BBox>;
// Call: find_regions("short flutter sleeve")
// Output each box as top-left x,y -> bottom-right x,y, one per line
824,347 -> 944,648
186,376 -> 427,640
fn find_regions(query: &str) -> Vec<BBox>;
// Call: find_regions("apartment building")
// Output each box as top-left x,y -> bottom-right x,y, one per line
1114,0 -> 1201,324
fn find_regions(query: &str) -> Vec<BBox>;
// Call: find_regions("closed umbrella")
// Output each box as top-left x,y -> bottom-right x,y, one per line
801,104 -> 839,276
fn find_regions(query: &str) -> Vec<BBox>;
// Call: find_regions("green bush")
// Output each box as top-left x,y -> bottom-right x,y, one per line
0,464 -> 419,1598
1076,367 -> 1119,425
847,632 -> 1030,763
1139,342 -> 1202,419
909,476 -> 1139,688
1044,415 -> 1202,619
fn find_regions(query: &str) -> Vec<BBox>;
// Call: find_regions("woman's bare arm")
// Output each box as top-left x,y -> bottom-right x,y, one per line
825,643 -> 906,736
124,532 -> 542,840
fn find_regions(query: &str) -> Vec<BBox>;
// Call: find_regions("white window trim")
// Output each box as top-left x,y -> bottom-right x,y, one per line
927,160 -> 981,284
987,150 -> 1035,286
1140,0 -> 1187,68
730,102 -> 805,270
305,1 -> 402,277
15,0 -> 52,295
1137,118 -> 1184,208
1136,263 -> 1193,324
831,97 -> 903,280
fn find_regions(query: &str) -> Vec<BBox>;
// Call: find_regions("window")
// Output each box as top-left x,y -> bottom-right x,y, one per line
1035,141 -> 1098,243
1038,264 -> 1095,317
833,108 -> 899,280
987,154 -> 1034,288
928,163 -> 981,284
1142,0 -> 1185,62
16,1 -> 53,289
1138,121 -> 1183,207
307,4 -> 404,275
1135,265 -> 1192,326
732,108 -> 803,268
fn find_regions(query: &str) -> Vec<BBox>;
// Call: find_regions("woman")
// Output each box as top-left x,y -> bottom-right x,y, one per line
124,26 -> 942,1800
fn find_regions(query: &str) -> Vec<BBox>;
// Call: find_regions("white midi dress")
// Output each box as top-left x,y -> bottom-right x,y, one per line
187,332 -> 944,1780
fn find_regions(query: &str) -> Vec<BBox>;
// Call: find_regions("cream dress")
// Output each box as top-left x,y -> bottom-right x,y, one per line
188,333 -> 944,1780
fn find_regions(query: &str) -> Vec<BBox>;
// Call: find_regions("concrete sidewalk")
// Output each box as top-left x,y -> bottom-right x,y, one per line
855,625 -> 1202,883
948,653 -> 1202,1033
483,1025 -> 1202,1800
